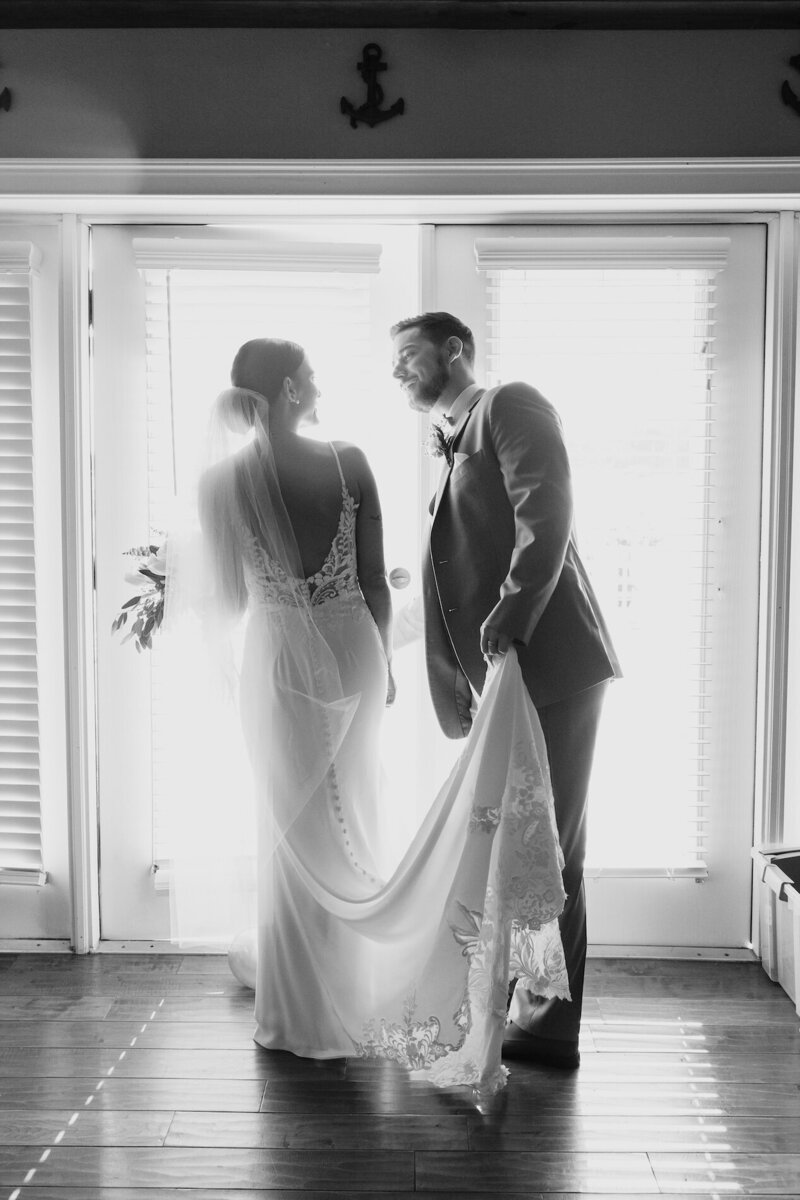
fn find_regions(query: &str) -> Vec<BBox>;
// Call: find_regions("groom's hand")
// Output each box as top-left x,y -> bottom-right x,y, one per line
480,624 -> 511,662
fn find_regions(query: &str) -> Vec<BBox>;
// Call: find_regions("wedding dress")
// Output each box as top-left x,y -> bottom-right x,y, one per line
165,397 -> 569,1096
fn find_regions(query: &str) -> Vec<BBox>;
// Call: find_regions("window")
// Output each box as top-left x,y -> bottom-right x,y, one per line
0,243 -> 45,885
436,224 -> 765,946
479,243 -> 728,872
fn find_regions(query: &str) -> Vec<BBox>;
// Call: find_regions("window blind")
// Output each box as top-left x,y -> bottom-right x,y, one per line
482,257 -> 724,873
138,260 -> 375,870
0,244 -> 44,884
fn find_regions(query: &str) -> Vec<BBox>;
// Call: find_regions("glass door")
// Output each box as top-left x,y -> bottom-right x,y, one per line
92,223 -> 432,941
434,223 -> 766,948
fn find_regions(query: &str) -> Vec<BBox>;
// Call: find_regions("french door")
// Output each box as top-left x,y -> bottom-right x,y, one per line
92,223 -> 435,941
435,223 -> 766,948
92,220 -> 766,949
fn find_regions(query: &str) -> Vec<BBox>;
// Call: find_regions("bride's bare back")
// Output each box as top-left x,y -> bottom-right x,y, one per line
272,437 -> 356,579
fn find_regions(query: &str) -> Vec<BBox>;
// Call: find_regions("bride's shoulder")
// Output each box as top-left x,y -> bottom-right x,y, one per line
330,440 -> 370,469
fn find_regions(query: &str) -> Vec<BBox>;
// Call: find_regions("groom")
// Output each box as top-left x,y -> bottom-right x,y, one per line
391,311 -> 620,1070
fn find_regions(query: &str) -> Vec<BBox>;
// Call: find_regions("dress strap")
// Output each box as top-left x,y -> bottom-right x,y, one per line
329,442 -> 347,492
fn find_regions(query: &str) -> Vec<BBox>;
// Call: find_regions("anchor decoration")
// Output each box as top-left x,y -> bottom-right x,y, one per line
781,53 -> 800,117
341,43 -> 404,130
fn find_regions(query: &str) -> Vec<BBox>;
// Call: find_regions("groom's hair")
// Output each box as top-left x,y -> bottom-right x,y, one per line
390,312 -> 475,364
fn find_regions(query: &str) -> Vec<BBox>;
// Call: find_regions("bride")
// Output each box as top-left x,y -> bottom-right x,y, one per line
164,337 -> 569,1095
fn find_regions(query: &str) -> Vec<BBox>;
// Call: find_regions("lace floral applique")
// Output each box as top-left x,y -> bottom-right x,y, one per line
354,991 -> 466,1071
469,806 -> 501,833
241,487 -> 361,609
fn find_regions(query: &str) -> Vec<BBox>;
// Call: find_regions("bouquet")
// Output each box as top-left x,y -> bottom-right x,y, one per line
112,540 -> 167,652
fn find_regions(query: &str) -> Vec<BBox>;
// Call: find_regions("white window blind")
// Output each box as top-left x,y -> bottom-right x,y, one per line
482,250 -> 727,874
136,255 -> 376,870
0,243 -> 45,885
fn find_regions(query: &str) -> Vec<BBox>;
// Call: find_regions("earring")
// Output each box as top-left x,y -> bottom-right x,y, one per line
290,395 -> 300,406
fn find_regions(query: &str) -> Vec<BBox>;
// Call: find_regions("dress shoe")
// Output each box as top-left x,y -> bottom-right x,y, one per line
501,1020 -> 580,1069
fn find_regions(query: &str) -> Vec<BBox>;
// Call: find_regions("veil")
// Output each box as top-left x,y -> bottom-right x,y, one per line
160,387 -> 359,949
159,381 -> 570,1096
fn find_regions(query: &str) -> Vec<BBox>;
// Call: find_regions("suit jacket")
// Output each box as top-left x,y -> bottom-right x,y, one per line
423,382 -> 621,738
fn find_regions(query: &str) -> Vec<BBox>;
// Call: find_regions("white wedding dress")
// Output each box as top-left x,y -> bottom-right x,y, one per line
227,444 -> 570,1094
164,415 -> 569,1097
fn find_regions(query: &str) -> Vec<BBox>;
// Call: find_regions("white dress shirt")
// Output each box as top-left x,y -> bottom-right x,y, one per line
430,383 -> 483,430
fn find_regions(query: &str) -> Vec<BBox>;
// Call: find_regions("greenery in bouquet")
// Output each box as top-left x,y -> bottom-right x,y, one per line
112,540 -> 167,652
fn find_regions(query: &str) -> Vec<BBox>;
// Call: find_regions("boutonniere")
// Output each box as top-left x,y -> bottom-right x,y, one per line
425,421 -> 454,466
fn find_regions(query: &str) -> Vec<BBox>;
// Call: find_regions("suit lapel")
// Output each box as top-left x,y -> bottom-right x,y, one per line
430,389 -> 485,524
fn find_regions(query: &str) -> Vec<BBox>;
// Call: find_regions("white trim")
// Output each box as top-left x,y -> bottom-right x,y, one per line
0,868 -> 47,887
0,939 -> 71,953
755,213 -> 797,854
60,215 -> 99,954
94,940 -> 212,954
586,866 -> 709,880
0,158 -> 800,220
0,242 -> 42,272
587,944 -> 757,961
131,236 -> 382,273
474,234 -> 731,271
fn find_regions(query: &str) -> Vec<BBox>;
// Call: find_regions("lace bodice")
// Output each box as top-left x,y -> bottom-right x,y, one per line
242,446 -> 361,610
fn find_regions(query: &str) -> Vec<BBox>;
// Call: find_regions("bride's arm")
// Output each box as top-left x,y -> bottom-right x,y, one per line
347,446 -> 394,688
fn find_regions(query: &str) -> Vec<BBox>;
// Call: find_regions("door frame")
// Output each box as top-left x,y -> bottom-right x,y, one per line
19,155 -> 797,954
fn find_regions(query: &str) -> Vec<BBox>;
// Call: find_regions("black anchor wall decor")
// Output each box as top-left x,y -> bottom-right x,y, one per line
341,43 -> 404,130
0,63 -> 10,114
782,53 -> 800,117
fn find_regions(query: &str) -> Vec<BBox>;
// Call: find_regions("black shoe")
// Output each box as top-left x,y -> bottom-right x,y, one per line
501,1021 -> 580,1069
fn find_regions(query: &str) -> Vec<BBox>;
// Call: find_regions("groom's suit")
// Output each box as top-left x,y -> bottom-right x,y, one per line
423,380 -> 620,1049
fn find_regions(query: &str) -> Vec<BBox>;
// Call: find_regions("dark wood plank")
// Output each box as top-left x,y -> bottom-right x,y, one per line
0,1193 -> 792,1200
0,1077 -> 265,1111
0,997 -> 115,1020
0,1108 -> 172,1145
0,1046 -> 282,1080
1,955 -> 799,1196
259,1079 -> 480,1115
166,1110 -> 470,1150
415,1150 -> 659,1192
650,1152 -> 800,1194
106,997 -> 255,1021
586,1022 -> 800,1054
583,958 -> 782,998
595,997 -> 797,1024
468,1114 -> 800,1153
0,1019 -> 257,1049
0,1146 -> 414,1190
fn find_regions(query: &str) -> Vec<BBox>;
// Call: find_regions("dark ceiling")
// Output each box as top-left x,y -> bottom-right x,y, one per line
2,0 -> 800,29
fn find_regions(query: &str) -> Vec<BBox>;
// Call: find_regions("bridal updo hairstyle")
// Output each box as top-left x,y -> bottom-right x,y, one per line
218,338 -> 307,432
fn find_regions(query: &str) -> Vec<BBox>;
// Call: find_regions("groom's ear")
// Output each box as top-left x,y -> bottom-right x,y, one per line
447,337 -> 463,364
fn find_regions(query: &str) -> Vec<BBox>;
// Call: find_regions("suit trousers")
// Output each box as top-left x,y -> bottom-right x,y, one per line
509,678 -> 609,1047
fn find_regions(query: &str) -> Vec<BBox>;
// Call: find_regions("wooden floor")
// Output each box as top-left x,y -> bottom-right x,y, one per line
0,954 -> 798,1198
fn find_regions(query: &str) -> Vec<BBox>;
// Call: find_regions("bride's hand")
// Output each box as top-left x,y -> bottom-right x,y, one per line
386,665 -> 397,707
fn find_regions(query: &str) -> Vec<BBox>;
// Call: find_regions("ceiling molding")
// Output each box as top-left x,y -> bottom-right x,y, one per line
2,0 -> 800,29
0,158 -> 799,219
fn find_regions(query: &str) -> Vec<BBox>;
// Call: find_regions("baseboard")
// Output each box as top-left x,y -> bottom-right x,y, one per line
588,943 -> 758,961
0,939 -> 72,953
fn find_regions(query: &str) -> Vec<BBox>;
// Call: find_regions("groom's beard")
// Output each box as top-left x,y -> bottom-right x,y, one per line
404,358 -> 451,411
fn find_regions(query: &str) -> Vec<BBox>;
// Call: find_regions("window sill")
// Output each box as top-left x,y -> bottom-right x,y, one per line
586,865 -> 709,880
0,867 -> 48,887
